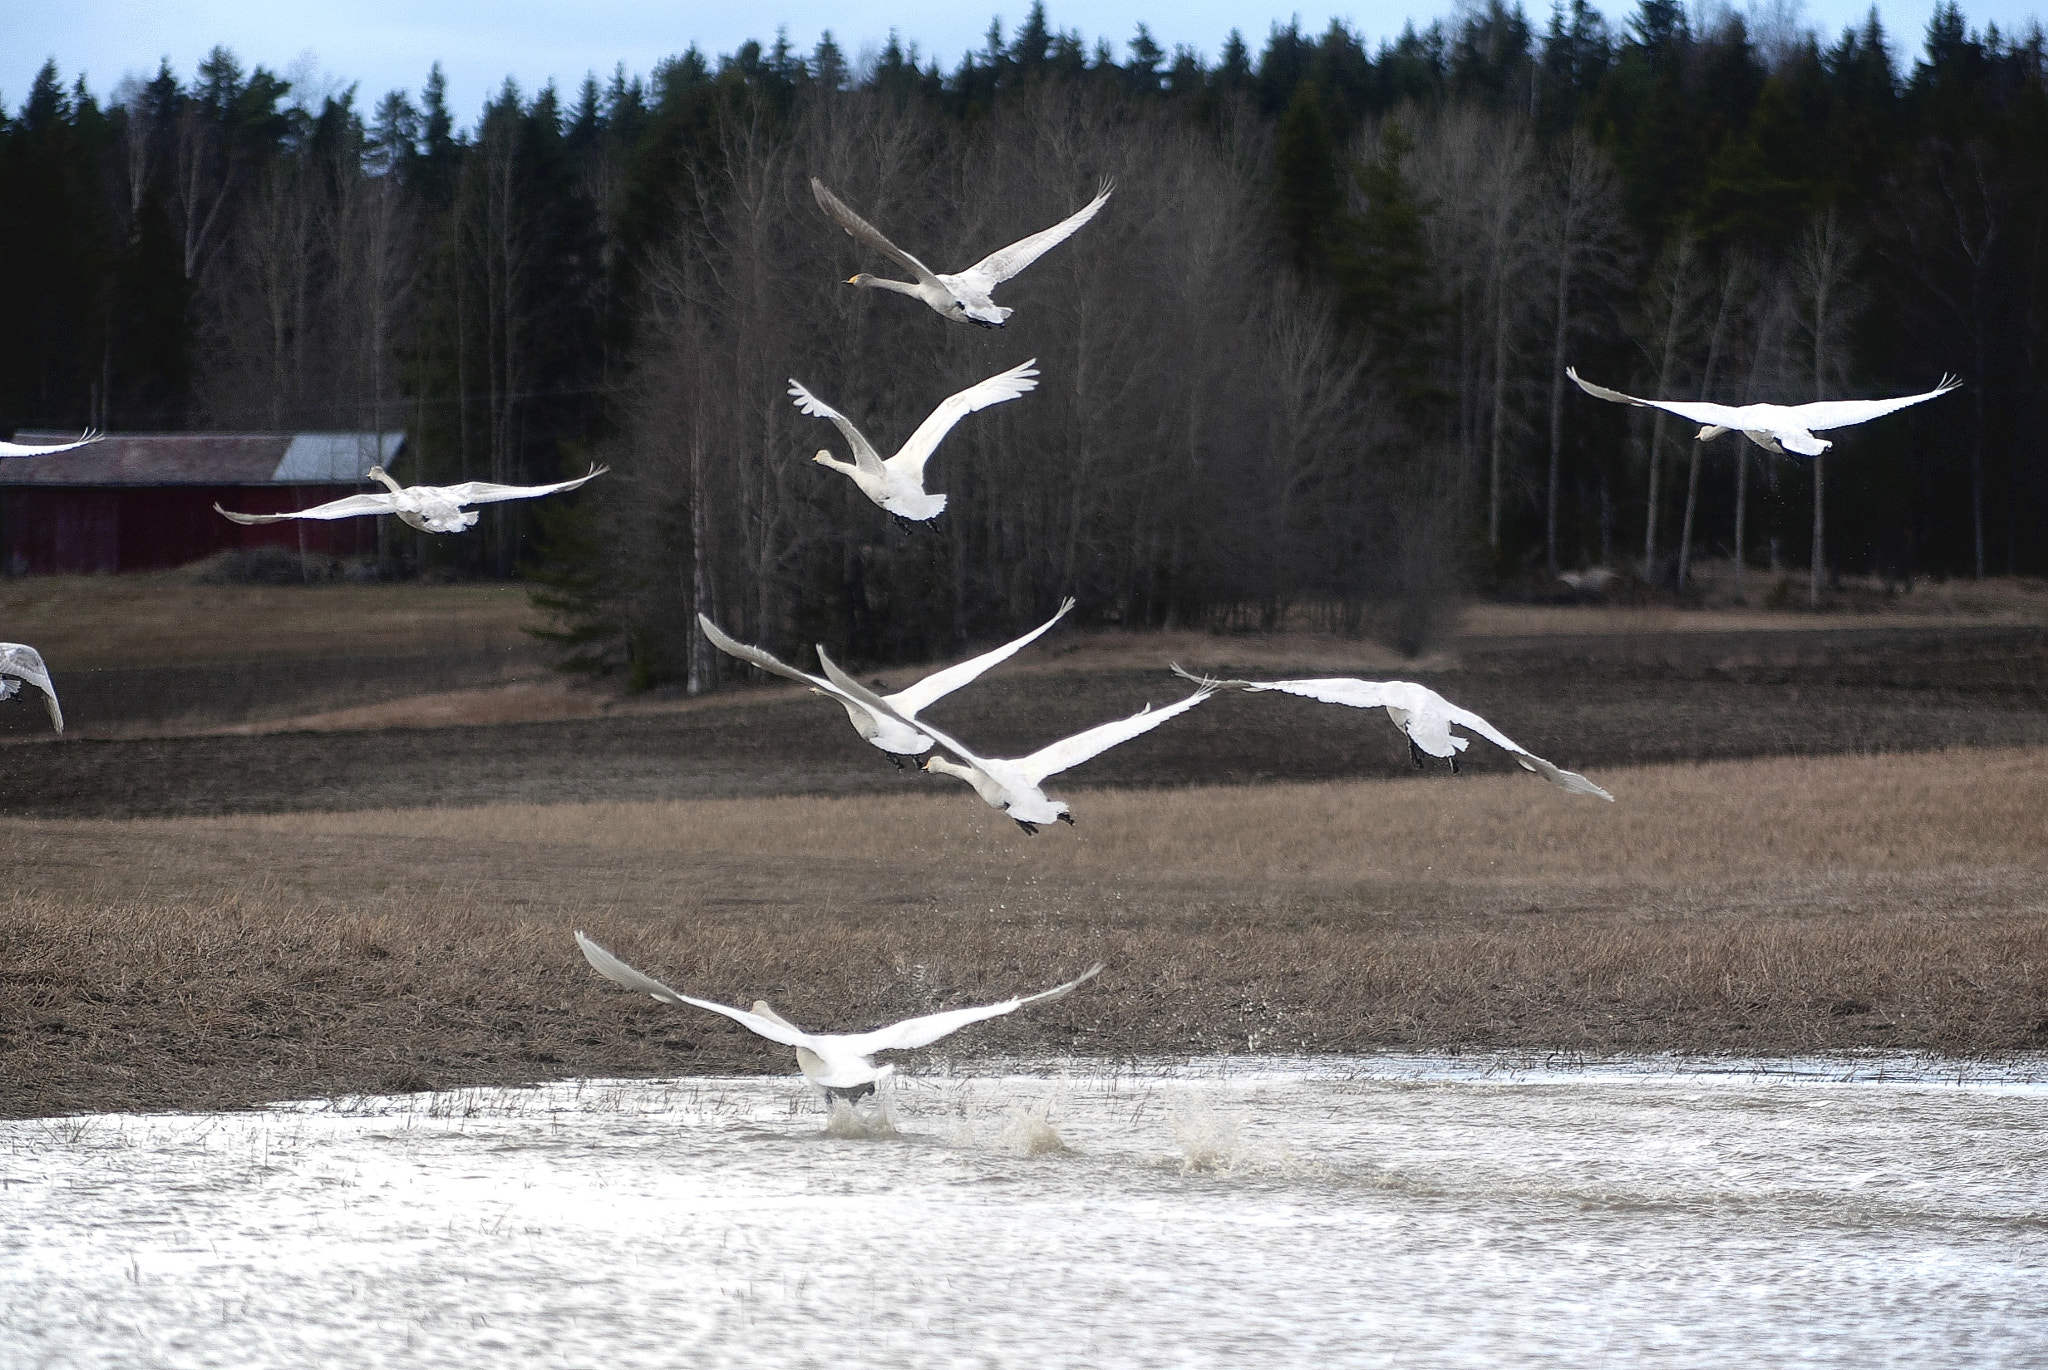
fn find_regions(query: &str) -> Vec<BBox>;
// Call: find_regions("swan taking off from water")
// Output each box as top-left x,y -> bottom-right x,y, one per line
215,465 -> 605,533
791,361 -> 1037,523
812,177 -> 1113,327
2,430 -> 100,458
575,932 -> 1101,1103
1174,665 -> 1612,801
697,598 -> 1075,765
0,643 -> 62,732
814,649 -> 1216,833
1568,367 -> 1960,457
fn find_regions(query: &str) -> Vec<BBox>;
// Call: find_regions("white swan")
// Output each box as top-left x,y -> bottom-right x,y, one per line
215,464 -> 605,534
1174,665 -> 1612,801
1,430 -> 100,458
576,932 -> 1101,1103
813,649 -> 1215,833
791,361 -> 1037,523
812,177 -> 1113,327
1568,368 -> 1961,457
0,643 -> 62,732
697,599 -> 1076,765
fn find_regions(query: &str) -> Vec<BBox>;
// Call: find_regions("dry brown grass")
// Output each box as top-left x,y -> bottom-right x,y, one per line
216,746 -> 2048,882
0,575 -> 542,668
3,747 -> 2044,1117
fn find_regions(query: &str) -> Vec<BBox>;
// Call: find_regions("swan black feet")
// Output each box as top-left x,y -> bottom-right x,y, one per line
825,1082 -> 876,1105
1057,812 -> 1075,826
1409,738 -> 1428,770
1014,818 -> 1040,835
888,753 -> 906,770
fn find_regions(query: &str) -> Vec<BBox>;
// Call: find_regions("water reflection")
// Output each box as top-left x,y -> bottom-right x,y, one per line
3,1057 -> 2044,1368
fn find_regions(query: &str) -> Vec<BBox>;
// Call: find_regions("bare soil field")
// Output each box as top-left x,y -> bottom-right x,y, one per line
3,619 -> 2043,818
3,748 -> 2045,1118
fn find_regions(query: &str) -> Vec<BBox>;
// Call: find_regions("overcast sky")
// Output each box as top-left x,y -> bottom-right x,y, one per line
6,1 -> 2042,123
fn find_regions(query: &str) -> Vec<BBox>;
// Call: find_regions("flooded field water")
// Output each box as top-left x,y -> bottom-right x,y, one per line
3,1057 -> 2044,1368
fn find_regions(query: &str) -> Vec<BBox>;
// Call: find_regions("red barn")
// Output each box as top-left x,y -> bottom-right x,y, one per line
0,431 -> 405,574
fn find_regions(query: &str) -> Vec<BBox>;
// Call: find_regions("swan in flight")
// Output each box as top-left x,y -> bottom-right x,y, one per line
812,177 -> 1113,327
575,932 -> 1101,1104
697,598 -> 1075,765
0,643 -> 63,732
1173,666 -> 1612,801
2,430 -> 100,458
215,464 -> 605,534
815,649 -> 1215,833
791,361 -> 1037,523
1568,368 -> 1960,457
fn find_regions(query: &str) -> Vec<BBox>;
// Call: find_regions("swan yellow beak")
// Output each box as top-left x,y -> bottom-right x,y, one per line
846,275 -> 860,284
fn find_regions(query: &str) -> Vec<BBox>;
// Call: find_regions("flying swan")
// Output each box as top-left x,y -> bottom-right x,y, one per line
812,176 -> 1113,327
0,643 -> 63,732
1173,665 -> 1612,801
791,360 -> 1037,523
2,430 -> 100,458
215,464 -> 605,533
814,649 -> 1216,833
1568,367 -> 1961,457
697,599 -> 1075,765
575,932 -> 1101,1104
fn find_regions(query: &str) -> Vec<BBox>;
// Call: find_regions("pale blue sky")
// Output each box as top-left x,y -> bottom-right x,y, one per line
5,0 -> 2041,123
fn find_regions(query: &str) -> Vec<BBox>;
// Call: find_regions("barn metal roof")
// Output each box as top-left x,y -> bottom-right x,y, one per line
0,431 -> 405,486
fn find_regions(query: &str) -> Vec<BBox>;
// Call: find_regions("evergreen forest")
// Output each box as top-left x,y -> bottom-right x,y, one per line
3,0 -> 2044,682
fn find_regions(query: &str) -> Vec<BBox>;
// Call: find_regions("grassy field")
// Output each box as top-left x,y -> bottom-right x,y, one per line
4,747 -> 2043,1117
0,575 -> 541,669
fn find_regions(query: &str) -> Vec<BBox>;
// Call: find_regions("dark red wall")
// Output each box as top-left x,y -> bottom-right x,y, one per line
0,487 -> 378,574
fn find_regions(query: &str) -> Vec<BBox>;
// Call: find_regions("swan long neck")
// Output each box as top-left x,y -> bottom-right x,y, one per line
366,465 -> 405,495
924,755 -> 973,781
851,275 -> 923,299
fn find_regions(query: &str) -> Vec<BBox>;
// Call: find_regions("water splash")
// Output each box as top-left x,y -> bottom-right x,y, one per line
1168,1093 -> 1246,1173
820,1095 -> 899,1140
996,1095 -> 1069,1156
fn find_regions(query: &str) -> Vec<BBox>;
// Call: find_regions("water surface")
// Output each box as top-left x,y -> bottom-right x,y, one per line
4,1057 -> 2044,1368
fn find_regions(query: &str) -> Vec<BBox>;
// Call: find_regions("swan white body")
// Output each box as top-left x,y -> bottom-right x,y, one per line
576,932 -> 1100,1099
215,465 -> 605,534
812,177 -> 1113,327
1,431 -> 100,458
698,599 -> 1075,763
0,643 -> 62,732
791,361 -> 1037,521
1568,368 -> 1960,457
815,649 -> 1215,832
1177,666 -> 1612,801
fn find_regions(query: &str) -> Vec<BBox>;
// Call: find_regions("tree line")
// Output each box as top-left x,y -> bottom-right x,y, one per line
1,1 -> 2042,678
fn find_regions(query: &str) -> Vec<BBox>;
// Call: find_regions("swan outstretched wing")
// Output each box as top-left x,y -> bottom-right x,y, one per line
435,465 -> 607,506
887,598 -> 1075,718
215,493 -> 399,524
1014,683 -> 1214,784
887,359 -> 1039,484
1437,701 -> 1615,800
0,643 -> 62,731
576,932 -> 816,1050
1174,665 -> 1412,712
962,181 -> 1114,285
788,380 -> 887,478
697,614 -> 851,696
1567,368 -> 1745,428
1,430 -> 101,458
811,178 -> 943,286
1791,376 -> 1963,432
839,964 -> 1102,1055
